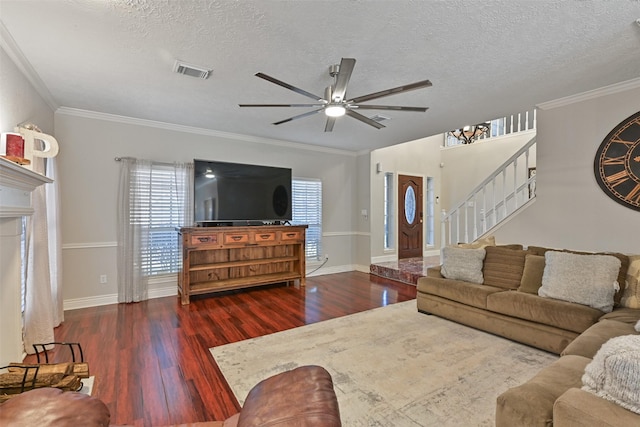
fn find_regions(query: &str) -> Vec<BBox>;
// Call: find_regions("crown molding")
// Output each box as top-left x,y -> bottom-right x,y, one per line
0,20 -> 59,112
55,107 -> 357,157
537,77 -> 640,110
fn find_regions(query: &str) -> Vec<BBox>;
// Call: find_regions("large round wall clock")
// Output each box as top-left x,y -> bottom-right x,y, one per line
593,111 -> 640,211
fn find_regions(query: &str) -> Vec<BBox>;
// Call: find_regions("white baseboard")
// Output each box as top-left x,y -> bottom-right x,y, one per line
63,285 -> 177,311
371,254 -> 396,263
307,264 -> 369,277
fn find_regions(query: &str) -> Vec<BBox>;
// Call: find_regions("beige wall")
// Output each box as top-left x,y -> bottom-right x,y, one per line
494,84 -> 640,254
440,131 -> 536,212
54,111 -> 360,306
369,135 -> 443,259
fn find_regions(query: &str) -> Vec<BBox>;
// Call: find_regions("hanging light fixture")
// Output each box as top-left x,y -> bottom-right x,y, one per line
449,122 -> 490,144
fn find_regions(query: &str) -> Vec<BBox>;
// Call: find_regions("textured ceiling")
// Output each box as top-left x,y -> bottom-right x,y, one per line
1,0 -> 640,152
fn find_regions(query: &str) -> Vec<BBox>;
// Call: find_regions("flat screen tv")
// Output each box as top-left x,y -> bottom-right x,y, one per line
193,159 -> 292,225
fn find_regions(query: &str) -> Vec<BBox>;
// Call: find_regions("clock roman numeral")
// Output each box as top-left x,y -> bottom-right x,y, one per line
627,184 -> 640,204
606,170 -> 629,187
611,137 -> 634,147
602,155 -> 626,166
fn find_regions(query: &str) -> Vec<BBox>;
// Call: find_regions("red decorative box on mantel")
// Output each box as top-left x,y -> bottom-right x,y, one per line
1,132 -> 30,165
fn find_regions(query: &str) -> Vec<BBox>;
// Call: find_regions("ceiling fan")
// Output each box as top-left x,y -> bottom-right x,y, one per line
239,58 -> 432,132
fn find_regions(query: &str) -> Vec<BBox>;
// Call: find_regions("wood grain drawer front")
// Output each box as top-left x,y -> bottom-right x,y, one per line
281,231 -> 302,241
224,232 -> 250,245
191,234 -> 218,246
255,232 -> 277,242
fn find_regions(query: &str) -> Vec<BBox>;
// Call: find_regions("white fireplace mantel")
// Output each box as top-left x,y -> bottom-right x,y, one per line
0,157 -> 52,366
1,157 -> 52,216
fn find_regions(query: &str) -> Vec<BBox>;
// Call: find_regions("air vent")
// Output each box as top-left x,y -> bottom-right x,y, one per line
173,60 -> 212,79
370,114 -> 391,123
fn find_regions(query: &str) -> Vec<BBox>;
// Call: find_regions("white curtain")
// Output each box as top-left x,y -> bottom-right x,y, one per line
23,156 -> 63,354
117,158 -> 193,303
117,157 -> 150,303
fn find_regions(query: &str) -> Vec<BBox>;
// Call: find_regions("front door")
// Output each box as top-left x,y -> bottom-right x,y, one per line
398,175 -> 423,259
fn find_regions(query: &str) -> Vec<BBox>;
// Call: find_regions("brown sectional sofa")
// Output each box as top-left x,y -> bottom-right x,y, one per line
416,243 -> 640,427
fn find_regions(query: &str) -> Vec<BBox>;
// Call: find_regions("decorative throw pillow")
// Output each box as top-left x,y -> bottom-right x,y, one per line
564,249 -> 629,305
518,254 -> 545,294
456,235 -> 495,249
482,246 -> 528,289
538,251 -> 621,313
441,247 -> 486,284
621,255 -> 640,309
582,335 -> 640,415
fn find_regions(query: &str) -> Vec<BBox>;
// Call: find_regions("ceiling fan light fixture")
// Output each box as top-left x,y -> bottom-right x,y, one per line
325,105 -> 346,117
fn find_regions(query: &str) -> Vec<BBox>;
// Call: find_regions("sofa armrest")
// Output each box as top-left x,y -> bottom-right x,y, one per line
238,365 -> 341,427
553,388 -> 639,427
426,266 -> 443,278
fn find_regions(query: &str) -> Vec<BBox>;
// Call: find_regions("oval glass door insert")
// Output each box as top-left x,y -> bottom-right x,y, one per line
405,186 -> 416,224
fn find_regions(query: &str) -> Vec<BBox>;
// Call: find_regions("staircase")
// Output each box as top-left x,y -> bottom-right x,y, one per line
441,134 -> 537,247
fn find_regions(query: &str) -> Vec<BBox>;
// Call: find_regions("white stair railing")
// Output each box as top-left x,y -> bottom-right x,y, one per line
445,109 -> 537,147
441,135 -> 537,247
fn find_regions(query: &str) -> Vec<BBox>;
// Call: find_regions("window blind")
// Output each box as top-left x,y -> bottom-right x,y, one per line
291,178 -> 322,261
130,164 -> 188,276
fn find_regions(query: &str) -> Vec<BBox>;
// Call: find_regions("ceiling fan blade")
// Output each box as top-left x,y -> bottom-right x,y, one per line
239,103 -> 325,108
332,58 -> 356,102
345,110 -> 385,129
348,79 -> 432,104
324,117 -> 336,132
351,105 -> 429,112
272,108 -> 324,125
255,73 -> 323,101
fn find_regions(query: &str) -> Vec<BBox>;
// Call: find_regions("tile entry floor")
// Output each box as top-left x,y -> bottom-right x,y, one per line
370,256 -> 440,285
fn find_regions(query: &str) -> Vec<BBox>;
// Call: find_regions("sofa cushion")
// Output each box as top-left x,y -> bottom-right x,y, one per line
518,254 -> 545,294
440,246 -> 485,284
496,355 -> 590,427
561,319 -> 639,358
486,291 -> 603,333
621,255 -> 640,309
582,335 -> 640,415
539,251 -> 620,313
554,388 -> 640,427
417,276 -> 504,309
482,246 -> 528,290
526,245 -> 553,256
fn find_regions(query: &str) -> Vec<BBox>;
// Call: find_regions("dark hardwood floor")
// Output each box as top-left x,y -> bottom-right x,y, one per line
23,272 -> 416,426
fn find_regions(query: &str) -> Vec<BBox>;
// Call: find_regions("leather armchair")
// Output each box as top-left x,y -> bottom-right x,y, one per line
0,365 -> 341,427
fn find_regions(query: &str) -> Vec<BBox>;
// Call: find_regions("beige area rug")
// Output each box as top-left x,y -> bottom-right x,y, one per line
211,301 -> 558,426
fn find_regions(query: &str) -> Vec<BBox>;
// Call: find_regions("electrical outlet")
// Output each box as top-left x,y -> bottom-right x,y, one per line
99,274 -> 107,284
324,254 -> 329,261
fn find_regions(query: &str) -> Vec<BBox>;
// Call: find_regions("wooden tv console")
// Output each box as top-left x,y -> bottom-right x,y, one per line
178,225 -> 307,304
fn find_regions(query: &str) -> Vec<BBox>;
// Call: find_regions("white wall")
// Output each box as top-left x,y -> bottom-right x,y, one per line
0,47 -> 55,365
54,111 -> 359,306
494,83 -> 640,254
